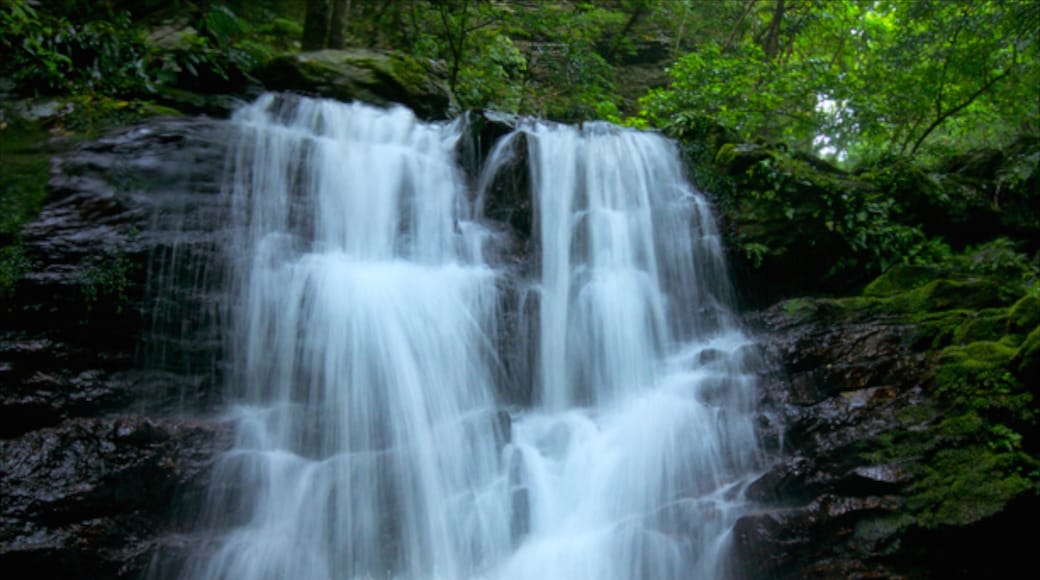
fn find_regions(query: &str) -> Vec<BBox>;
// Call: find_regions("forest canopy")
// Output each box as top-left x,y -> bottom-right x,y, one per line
1,0 -> 1037,166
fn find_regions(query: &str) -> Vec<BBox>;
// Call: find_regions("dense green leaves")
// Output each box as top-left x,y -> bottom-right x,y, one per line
0,0 -> 286,98
641,0 -> 1039,165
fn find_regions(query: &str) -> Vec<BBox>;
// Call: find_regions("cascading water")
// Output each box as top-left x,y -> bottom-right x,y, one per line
182,95 -> 512,579
492,122 -> 762,579
177,94 -> 763,579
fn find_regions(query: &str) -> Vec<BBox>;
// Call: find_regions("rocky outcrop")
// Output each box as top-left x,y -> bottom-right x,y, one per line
735,257 -> 1039,578
256,49 -> 453,119
0,417 -> 231,579
0,117 -> 233,578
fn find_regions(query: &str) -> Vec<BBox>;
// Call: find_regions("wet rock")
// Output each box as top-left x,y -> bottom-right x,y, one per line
256,49 -> 452,120
737,299 -> 930,576
733,495 -> 902,580
740,286 -> 1036,578
473,127 -> 532,245
0,117 -> 233,578
456,109 -> 520,179
0,417 -> 232,578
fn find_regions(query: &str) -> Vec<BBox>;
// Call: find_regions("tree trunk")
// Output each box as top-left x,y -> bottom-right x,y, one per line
302,0 -> 332,51
327,0 -> 350,50
762,0 -> 785,60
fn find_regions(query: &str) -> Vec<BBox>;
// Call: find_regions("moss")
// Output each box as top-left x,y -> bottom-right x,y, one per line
950,310 -> 1010,345
0,246 -> 29,298
781,297 -> 817,320
387,52 -> 432,95
827,276 -> 1005,324
858,322 -> 1037,532
80,254 -> 136,315
863,264 -> 944,297
1013,326 -> 1040,382
937,340 -> 1016,368
912,309 -> 981,349
0,118 -> 51,297
59,95 -> 182,137
933,341 -> 1027,414
853,514 -> 915,555
909,278 -> 1003,311
257,49 -> 450,118
909,445 -> 1033,527
817,243 -> 1040,537
1007,295 -> 1040,336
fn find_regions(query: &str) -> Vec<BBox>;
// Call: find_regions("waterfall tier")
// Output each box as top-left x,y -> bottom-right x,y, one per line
177,95 -> 764,580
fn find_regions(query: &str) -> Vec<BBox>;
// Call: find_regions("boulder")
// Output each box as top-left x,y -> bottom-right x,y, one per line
256,49 -> 453,119
0,417 -> 231,578
739,257 -> 1038,578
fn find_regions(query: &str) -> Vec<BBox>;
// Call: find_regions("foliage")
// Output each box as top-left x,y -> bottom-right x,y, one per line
711,141 -> 959,288
80,253 -> 135,314
0,0 -> 279,99
0,1 -> 152,95
329,1 -> 645,119
0,117 -> 50,298
640,39 -> 819,147
640,0 -> 1039,165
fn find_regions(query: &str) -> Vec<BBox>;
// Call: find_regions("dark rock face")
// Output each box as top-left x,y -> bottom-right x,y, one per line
734,304 -> 927,578
1,117 -> 233,578
0,417 -> 231,579
738,292 -> 1037,578
256,49 -> 453,120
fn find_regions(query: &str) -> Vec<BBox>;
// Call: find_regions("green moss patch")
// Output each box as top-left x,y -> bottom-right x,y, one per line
846,246 -> 1040,532
1007,295 -> 1040,336
0,119 -> 51,297
863,264 -> 944,297
909,444 -> 1033,527
1013,326 -> 1040,382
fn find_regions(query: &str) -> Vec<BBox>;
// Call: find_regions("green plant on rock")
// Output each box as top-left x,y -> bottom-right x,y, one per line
80,254 -> 134,315
851,243 -> 1040,530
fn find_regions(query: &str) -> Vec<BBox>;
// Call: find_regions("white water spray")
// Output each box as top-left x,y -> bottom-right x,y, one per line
181,96 -> 762,580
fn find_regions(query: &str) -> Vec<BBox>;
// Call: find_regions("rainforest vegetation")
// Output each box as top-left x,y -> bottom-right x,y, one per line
2,3 -> 1037,327
2,0 -> 1036,160
1,1 -> 1039,574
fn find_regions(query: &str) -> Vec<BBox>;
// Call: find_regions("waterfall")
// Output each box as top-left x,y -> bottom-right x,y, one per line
492,121 -> 762,579
178,95 -> 763,579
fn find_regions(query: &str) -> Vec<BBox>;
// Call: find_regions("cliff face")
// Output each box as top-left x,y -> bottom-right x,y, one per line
734,269 -> 1038,578
0,118 -> 234,577
1,88 -> 1036,578
699,130 -> 1040,577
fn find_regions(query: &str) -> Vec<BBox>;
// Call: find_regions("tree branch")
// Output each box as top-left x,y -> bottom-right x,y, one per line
908,66 -> 1016,156
722,0 -> 756,53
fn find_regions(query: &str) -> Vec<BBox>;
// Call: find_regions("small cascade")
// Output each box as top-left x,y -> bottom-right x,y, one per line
175,95 -> 763,580
183,95 -> 512,579
489,121 -> 762,579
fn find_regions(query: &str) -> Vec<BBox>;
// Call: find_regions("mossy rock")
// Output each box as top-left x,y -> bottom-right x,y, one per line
714,142 -> 771,175
897,278 -> 1003,313
909,444 -> 1033,528
863,264 -> 944,297
843,278 -> 1003,318
950,310 -> 1011,345
935,340 -> 1016,374
256,49 -> 452,119
1012,325 -> 1040,383
0,117 -> 51,297
1007,295 -> 1040,336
